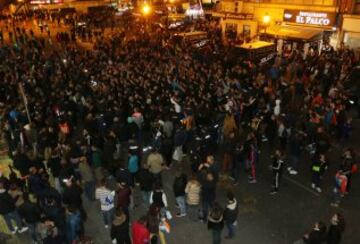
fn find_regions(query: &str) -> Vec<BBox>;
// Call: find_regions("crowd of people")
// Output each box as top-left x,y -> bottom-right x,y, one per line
0,8 -> 358,244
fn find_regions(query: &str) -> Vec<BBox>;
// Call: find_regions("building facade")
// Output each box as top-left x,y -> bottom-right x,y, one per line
213,0 -> 340,52
339,0 -> 360,50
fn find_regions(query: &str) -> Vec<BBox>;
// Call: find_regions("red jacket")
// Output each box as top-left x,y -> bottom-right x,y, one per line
131,221 -> 150,244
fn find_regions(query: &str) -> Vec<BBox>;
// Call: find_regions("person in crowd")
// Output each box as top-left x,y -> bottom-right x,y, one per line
223,192 -> 238,239
116,181 -> 132,217
270,149 -> 285,195
18,193 -> 41,243
78,157 -> 96,201
331,170 -> 348,208
95,178 -> 115,229
340,148 -> 356,193
201,172 -> 216,222
62,177 -> 86,222
150,182 -> 168,218
147,204 -> 161,243
132,216 -> 150,244
185,174 -> 201,221
110,208 -> 131,244
208,202 -> 224,244
65,205 -> 82,243
0,181 -> 28,234
173,170 -> 188,217
128,151 -> 139,187
303,221 -> 327,244
137,164 -> 154,209
147,149 -> 165,182
327,213 -> 345,244
311,153 -> 328,193
287,132 -> 302,175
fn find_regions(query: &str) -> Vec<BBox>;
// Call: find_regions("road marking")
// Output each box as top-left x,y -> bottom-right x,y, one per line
283,175 -> 320,197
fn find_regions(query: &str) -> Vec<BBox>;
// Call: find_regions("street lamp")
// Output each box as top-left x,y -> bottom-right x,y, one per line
142,4 -> 151,16
263,14 -> 271,34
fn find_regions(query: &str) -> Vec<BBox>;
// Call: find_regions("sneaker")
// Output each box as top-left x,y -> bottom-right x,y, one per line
287,167 -> 292,171
233,182 -> 239,186
176,213 -> 186,218
316,187 -> 322,193
11,229 -> 17,235
261,137 -> 268,142
105,225 -> 109,229
330,203 -> 339,207
18,227 -> 28,233
270,190 -> 278,195
311,183 -> 315,189
289,170 -> 298,175
248,179 -> 257,184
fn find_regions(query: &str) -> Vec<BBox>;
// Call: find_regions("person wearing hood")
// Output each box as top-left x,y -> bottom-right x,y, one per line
303,221 -> 327,244
223,192 -> 238,239
110,208 -> 130,244
327,213 -> 345,244
208,202 -> 224,244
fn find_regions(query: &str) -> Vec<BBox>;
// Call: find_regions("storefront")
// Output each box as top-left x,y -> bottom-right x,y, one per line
261,9 -> 337,55
341,15 -> 360,50
212,12 -> 258,41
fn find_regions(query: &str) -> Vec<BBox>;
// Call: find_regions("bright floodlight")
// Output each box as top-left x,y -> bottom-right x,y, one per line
142,4 -> 151,15
263,14 -> 271,24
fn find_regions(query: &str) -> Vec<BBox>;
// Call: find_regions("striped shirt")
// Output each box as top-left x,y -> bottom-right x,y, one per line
95,187 -> 115,211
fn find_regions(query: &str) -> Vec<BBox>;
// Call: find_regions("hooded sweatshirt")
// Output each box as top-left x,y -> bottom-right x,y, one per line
111,214 -> 130,243
224,199 -> 238,224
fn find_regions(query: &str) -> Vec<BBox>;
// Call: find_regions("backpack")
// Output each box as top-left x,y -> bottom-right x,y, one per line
128,155 -> 139,173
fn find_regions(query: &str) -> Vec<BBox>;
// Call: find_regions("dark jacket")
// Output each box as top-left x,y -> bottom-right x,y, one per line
208,211 -> 224,231
327,224 -> 343,244
137,168 -> 153,192
201,180 -> 216,202
0,191 -> 15,214
111,214 -> 130,244
173,174 -> 187,197
304,229 -> 327,244
18,201 -> 41,224
223,200 -> 238,224
62,184 -> 83,208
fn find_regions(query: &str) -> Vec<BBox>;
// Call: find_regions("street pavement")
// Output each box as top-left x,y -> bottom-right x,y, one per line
1,118 -> 359,244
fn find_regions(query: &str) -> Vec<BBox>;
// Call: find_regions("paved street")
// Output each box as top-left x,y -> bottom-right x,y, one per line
1,118 -> 359,244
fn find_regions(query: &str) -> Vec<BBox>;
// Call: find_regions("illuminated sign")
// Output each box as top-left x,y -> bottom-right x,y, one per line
30,0 -> 63,4
213,12 -> 253,20
283,10 -> 336,27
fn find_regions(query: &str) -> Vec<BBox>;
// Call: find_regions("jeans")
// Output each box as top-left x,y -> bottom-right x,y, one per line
201,199 -> 213,220
102,208 -> 115,226
28,223 -> 38,241
290,155 -> 299,170
187,204 -> 199,221
212,229 -> 222,244
226,221 -> 235,238
3,211 -> 23,232
142,191 -> 151,209
84,181 -> 96,201
176,196 -> 186,215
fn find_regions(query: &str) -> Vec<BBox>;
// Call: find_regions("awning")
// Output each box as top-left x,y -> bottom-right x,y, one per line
264,25 -> 323,42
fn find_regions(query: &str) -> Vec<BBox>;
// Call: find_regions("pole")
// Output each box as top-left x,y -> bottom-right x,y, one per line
18,83 -> 32,124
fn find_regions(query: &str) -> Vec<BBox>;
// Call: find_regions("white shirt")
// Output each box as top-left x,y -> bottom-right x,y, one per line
95,187 -> 115,211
